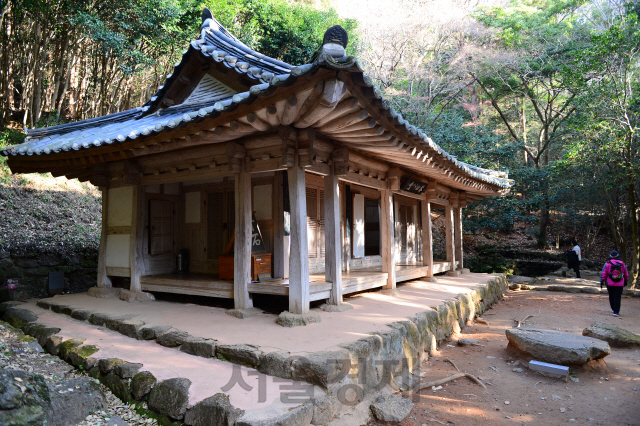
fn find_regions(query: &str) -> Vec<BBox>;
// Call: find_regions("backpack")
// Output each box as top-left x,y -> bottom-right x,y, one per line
608,261 -> 624,282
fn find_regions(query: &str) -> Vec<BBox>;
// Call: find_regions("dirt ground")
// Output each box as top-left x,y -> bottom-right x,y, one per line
367,290 -> 640,426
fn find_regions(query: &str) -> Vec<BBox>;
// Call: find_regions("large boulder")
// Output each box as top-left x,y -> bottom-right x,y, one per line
0,370 -> 106,426
582,323 -> 640,348
131,371 -> 156,400
48,377 -> 107,425
148,377 -> 191,420
370,394 -> 413,422
506,327 -> 610,365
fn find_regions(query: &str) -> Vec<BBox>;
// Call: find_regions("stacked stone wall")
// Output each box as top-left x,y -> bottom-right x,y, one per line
0,249 -> 98,299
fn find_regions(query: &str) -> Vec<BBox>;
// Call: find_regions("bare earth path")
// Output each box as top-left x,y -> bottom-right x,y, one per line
367,290 -> 640,426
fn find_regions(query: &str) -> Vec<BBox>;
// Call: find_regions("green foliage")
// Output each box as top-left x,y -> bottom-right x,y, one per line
203,0 -> 357,64
0,128 -> 26,183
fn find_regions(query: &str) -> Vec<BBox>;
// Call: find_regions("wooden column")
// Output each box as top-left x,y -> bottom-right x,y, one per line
421,200 -> 433,277
454,206 -> 463,270
324,165 -> 342,305
273,171 -> 289,279
381,189 -> 396,289
234,162 -> 253,309
287,152 -> 310,314
129,185 -> 146,292
445,205 -> 456,272
97,187 -> 112,288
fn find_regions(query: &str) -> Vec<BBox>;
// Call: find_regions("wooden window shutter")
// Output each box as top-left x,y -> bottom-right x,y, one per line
306,187 -> 318,258
150,199 -> 173,255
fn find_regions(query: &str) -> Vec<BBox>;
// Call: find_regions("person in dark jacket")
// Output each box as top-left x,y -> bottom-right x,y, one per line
567,239 -> 581,278
601,250 -> 629,317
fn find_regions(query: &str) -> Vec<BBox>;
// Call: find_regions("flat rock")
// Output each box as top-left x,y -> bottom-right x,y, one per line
457,338 -> 480,346
506,327 -> 610,365
370,394 -> 413,422
508,275 -> 534,284
276,311 -> 321,327
118,320 -> 145,338
99,358 -> 125,374
581,287 -> 600,294
582,323 -> 640,348
148,377 -> 191,420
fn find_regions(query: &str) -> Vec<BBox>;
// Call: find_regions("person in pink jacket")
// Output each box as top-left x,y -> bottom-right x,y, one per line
601,250 -> 629,317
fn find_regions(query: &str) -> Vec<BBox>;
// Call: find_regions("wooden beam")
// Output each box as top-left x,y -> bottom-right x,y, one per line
234,160 -> 253,309
324,165 -> 342,305
445,205 -> 456,272
287,145 -> 310,314
97,187 -> 112,288
340,171 -> 387,190
421,200 -> 433,277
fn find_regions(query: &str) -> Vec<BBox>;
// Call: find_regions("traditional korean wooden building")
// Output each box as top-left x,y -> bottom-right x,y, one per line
2,11 -> 512,319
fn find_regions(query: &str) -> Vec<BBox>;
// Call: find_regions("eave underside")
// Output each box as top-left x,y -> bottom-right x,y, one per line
5,70 -> 508,198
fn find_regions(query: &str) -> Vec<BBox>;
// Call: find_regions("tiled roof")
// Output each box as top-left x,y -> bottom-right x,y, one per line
2,12 -> 513,190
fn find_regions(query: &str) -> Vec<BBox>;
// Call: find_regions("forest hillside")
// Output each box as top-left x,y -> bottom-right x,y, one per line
0,0 -> 638,287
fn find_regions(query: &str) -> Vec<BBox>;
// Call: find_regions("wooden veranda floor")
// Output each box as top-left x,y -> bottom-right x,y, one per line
139,261 -> 455,300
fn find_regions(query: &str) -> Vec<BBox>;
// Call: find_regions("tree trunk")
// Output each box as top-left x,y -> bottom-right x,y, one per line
628,183 -> 639,289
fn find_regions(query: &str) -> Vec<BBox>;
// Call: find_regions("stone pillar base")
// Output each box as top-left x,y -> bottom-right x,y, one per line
225,307 -> 263,319
276,311 -> 321,327
319,303 -> 354,312
118,289 -> 155,303
87,287 -> 120,298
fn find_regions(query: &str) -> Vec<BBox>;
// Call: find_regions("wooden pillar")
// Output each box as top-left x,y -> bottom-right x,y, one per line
97,187 -> 112,288
234,162 -> 253,309
287,152 -> 310,314
445,205 -> 456,272
324,166 -> 342,305
129,185 -> 145,292
421,200 -> 433,277
381,189 -> 396,289
454,206 -> 463,270
273,171 -> 289,279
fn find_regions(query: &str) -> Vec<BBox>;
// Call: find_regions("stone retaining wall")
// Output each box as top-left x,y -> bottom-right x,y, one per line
0,274 -> 508,426
0,249 -> 98,299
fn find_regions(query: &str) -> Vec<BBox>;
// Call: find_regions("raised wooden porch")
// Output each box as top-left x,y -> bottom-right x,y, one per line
139,262 -> 455,301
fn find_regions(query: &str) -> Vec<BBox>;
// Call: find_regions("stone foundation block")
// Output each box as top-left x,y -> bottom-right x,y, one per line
137,324 -> 171,340
257,351 -> 293,379
225,307 -> 263,319
216,344 -> 262,368
157,330 -> 191,348
180,337 -> 217,358
114,362 -> 143,379
320,303 -> 354,312
148,377 -> 191,420
276,311 -> 321,327
236,402 -> 313,426
70,309 -> 92,321
117,320 -> 145,338
184,393 -> 245,426
87,287 -> 120,298
131,371 -> 156,400
118,289 -> 155,303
